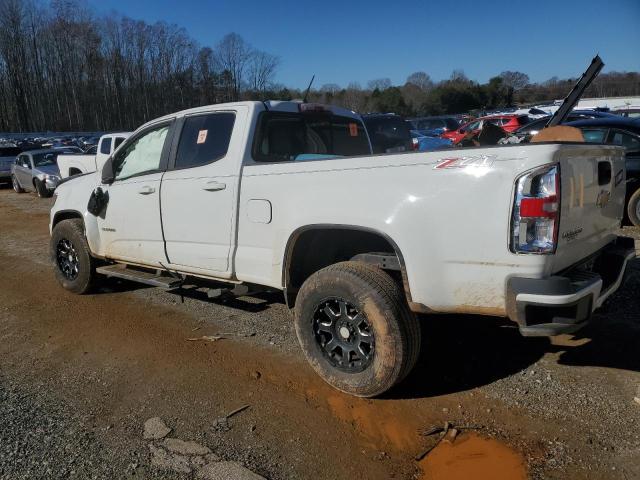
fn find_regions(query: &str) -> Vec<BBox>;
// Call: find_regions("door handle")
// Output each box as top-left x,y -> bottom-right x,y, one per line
202,181 -> 226,191
138,185 -> 155,195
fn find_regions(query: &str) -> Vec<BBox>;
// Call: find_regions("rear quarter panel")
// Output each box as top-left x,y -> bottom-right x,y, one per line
235,144 -> 578,314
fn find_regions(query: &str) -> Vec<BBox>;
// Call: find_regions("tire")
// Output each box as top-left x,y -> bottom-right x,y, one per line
627,188 -> 640,227
35,179 -> 51,198
50,219 -> 97,294
294,261 -> 421,397
12,175 -> 24,193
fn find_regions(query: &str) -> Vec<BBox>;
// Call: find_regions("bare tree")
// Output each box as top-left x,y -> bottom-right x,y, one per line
499,71 -> 530,90
247,49 -> 279,93
406,71 -> 433,91
214,32 -> 251,101
367,78 -> 391,91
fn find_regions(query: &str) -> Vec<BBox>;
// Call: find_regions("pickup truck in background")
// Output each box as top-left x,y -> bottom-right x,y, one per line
57,132 -> 130,179
49,100 -> 635,397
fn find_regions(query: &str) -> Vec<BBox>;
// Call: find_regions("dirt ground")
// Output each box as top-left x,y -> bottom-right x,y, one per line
0,186 -> 639,480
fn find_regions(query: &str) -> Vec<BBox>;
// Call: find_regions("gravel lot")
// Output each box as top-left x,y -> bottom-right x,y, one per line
1,186 -> 639,479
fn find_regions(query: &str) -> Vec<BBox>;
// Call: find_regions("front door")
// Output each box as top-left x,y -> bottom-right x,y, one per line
97,121 -> 173,266
160,108 -> 244,276
15,155 -> 32,190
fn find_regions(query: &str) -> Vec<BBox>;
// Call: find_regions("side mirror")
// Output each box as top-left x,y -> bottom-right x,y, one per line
101,156 -> 115,184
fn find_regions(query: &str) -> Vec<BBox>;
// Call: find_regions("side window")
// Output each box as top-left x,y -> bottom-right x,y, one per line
609,130 -> 640,152
113,137 -> 125,151
113,124 -> 170,180
581,128 -> 607,143
20,155 -> 30,168
174,113 -> 235,169
99,137 -> 112,155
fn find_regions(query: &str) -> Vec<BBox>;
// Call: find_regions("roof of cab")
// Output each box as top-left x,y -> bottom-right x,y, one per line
138,100 -> 361,131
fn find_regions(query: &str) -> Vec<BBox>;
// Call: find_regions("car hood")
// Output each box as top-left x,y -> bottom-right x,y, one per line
35,164 -> 61,176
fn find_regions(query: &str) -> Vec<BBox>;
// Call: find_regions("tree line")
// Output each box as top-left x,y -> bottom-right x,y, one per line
0,0 -> 279,132
1,0 -> 639,133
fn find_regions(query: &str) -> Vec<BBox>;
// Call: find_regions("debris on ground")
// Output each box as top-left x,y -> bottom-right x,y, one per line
634,397 -> 640,406
212,404 -> 251,433
196,461 -> 266,480
143,417 -> 172,440
187,335 -> 226,342
163,438 -> 212,456
149,443 -> 192,473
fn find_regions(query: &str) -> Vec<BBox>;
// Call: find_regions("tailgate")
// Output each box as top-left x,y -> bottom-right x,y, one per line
553,144 -> 626,272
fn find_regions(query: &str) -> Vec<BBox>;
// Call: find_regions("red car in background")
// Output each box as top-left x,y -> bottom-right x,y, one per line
442,114 -> 531,144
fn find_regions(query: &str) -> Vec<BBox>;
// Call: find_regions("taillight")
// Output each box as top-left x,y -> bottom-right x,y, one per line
510,164 -> 560,254
411,138 -> 419,150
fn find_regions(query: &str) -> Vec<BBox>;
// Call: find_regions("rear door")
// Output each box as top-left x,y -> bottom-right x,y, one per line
160,107 -> 246,277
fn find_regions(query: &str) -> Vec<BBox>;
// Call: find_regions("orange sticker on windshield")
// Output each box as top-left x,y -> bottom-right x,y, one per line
349,123 -> 358,136
197,130 -> 208,144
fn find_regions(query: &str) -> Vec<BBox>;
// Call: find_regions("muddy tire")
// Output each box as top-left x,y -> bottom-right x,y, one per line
50,219 -> 97,294
35,179 -> 52,198
627,188 -> 640,227
294,261 -> 421,397
12,175 -> 24,193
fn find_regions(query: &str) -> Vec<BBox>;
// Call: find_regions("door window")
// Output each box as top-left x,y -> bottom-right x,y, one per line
174,113 -> 235,169
113,125 -> 170,180
19,155 -> 30,168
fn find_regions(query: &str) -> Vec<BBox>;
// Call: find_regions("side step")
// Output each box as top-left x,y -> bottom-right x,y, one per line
96,264 -> 183,289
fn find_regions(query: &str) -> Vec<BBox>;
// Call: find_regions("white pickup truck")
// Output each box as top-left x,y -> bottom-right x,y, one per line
57,132 -> 130,178
49,100 -> 635,397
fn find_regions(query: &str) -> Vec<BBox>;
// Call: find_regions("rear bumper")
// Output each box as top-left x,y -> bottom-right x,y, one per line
506,236 -> 635,336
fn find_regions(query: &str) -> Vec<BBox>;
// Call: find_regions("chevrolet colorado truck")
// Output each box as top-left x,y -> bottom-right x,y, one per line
49,100 -> 635,397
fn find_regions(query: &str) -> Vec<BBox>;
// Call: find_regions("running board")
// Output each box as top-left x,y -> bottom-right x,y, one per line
96,264 -> 183,289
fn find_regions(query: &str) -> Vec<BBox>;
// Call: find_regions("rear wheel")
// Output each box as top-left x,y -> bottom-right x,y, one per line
294,261 -> 421,397
627,188 -> 640,227
50,219 -> 97,294
12,175 -> 24,193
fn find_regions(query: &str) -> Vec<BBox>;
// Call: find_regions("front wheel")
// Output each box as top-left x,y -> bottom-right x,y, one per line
12,175 -> 24,193
50,219 -> 97,294
294,261 -> 421,397
627,188 -> 640,227
35,179 -> 51,198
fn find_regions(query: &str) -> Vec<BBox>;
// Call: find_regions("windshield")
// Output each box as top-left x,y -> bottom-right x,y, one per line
33,152 -> 58,167
253,112 -> 371,162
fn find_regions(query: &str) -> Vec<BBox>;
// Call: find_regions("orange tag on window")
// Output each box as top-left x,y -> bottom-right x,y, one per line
197,130 -> 208,144
349,123 -> 358,137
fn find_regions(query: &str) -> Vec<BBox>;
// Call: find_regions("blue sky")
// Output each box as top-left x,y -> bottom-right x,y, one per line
91,0 -> 640,89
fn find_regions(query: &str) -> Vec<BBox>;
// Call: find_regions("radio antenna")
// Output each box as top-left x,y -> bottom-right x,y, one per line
302,75 -> 315,103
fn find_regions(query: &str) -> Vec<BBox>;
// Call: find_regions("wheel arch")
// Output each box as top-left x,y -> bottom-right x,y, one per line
52,210 -> 84,230
282,224 -> 413,308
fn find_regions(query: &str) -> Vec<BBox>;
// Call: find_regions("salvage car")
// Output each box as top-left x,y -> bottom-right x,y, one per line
48,96 -> 635,398
11,149 -> 66,197
0,146 -> 21,185
443,114 -> 531,144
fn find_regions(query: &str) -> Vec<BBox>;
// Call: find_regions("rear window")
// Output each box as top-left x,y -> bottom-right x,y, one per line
581,129 -> 607,143
100,138 -> 112,155
253,112 -> 370,162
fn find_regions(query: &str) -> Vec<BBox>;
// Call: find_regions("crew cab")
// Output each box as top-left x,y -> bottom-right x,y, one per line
49,100 -> 635,397
57,132 -> 130,178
